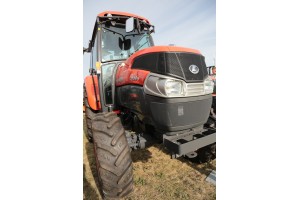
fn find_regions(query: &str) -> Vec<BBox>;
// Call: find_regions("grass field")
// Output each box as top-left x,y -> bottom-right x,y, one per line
83,115 -> 216,200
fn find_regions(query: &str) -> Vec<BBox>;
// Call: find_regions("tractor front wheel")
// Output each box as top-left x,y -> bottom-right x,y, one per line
84,85 -> 98,142
92,112 -> 134,199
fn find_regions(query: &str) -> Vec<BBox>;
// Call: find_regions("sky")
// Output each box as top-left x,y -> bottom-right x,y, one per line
83,0 -> 216,78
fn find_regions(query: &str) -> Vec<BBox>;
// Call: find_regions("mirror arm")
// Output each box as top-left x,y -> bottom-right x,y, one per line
136,19 -> 141,34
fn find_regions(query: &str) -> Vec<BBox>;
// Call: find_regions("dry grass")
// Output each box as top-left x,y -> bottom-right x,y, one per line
83,115 -> 216,200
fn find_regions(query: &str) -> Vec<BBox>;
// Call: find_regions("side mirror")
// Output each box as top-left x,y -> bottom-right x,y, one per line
123,39 -> 131,50
118,37 -> 131,50
83,47 -> 89,54
83,41 -> 92,54
149,26 -> 155,34
126,17 -> 134,33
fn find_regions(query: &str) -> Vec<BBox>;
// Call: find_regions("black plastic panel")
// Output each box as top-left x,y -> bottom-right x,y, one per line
165,53 -> 184,78
177,53 -> 207,82
131,52 -> 208,82
116,85 -> 212,132
131,53 -> 160,72
147,95 -> 212,131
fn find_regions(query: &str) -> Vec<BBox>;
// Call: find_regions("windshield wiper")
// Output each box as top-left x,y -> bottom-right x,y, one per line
102,27 -> 125,38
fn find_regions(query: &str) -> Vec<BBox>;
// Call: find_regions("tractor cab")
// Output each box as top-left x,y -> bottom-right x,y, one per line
84,12 -> 155,111
100,15 -> 154,62
84,11 -> 155,63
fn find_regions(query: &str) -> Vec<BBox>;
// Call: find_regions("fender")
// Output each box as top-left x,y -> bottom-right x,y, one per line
84,75 -> 101,111
115,63 -> 150,87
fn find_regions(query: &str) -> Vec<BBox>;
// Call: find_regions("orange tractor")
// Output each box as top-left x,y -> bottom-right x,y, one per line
83,11 -> 216,199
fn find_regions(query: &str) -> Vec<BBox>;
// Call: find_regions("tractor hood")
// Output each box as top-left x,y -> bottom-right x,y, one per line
125,46 -> 208,83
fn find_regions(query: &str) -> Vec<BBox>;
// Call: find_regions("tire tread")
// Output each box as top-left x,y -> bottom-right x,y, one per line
92,112 -> 134,198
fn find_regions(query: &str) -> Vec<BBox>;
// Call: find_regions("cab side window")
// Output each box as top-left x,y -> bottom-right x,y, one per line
91,35 -> 98,69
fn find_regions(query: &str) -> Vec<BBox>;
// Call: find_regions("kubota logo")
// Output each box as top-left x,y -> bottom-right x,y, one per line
189,65 -> 199,74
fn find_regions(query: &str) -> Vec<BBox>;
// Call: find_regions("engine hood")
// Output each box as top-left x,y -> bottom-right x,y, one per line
125,46 -> 201,66
124,46 -> 208,83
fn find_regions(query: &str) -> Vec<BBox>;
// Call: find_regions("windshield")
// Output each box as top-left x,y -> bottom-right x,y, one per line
101,25 -> 153,62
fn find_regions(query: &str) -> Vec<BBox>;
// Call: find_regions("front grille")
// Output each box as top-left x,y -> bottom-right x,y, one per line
132,52 -> 208,83
185,82 -> 205,96
165,53 -> 184,78
177,53 -> 207,82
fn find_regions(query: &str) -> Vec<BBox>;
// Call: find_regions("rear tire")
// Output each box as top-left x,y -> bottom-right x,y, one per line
84,85 -> 98,142
92,112 -> 134,199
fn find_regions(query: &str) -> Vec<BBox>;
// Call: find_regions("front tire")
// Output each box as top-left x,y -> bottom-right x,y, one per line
92,112 -> 134,199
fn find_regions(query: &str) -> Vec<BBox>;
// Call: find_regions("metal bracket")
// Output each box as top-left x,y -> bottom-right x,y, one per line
126,131 -> 146,150
164,128 -> 216,158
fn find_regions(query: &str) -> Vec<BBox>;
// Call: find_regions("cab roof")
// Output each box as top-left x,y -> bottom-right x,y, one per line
98,11 -> 151,24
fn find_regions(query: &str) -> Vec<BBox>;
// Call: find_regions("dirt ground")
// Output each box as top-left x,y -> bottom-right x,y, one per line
83,115 -> 216,200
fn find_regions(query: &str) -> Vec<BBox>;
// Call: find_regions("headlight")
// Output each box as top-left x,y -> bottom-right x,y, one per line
144,75 -> 185,98
204,76 -> 214,94
158,79 -> 183,97
144,73 -> 213,98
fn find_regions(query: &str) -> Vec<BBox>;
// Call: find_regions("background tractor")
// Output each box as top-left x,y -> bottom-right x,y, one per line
83,11 -> 216,199
206,65 -> 216,128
